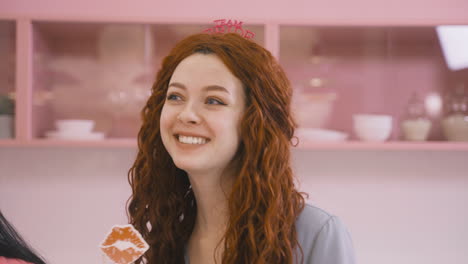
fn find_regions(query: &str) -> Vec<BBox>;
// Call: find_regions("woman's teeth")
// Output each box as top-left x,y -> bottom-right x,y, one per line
178,135 -> 208,144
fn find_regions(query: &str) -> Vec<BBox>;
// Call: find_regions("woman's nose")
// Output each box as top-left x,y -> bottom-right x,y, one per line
177,103 -> 202,125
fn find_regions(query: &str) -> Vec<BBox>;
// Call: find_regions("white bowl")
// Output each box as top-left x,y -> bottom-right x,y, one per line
295,128 -> 348,142
55,119 -> 95,133
353,114 -> 393,141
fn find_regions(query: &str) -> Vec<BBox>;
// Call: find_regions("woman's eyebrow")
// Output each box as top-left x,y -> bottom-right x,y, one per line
168,82 -> 231,95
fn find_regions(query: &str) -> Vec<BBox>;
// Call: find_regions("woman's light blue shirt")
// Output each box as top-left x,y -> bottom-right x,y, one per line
185,204 -> 356,264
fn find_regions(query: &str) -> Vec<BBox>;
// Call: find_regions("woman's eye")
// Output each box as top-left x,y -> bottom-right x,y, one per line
167,94 -> 181,101
206,97 -> 226,105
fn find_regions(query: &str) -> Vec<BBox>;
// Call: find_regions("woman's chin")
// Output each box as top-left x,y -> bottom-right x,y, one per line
173,160 -> 206,174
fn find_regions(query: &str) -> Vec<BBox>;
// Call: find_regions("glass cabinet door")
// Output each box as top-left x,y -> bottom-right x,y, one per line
31,21 -> 264,141
280,25 -> 468,143
0,20 -> 16,140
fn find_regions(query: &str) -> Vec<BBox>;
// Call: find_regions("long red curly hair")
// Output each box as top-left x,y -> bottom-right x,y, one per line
127,32 -> 306,263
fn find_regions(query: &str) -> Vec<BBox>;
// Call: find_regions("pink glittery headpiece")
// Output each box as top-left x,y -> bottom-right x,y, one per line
203,19 -> 255,39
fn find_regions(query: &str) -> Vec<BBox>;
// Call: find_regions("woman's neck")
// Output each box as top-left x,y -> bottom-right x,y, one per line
188,169 -> 232,236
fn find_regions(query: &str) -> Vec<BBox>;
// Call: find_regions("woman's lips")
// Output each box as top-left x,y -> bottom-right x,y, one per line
100,224 -> 149,264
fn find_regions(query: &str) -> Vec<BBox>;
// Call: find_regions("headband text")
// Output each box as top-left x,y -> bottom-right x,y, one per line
203,19 -> 255,39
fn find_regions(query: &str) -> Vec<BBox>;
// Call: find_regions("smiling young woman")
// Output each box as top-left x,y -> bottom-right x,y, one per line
127,32 -> 356,264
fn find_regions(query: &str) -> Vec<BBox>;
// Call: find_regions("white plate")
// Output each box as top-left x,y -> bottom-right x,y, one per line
295,128 -> 348,142
45,130 -> 105,140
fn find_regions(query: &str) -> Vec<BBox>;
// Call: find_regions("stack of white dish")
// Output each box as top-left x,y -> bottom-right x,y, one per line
292,91 -> 336,128
45,119 -> 105,140
295,128 -> 349,142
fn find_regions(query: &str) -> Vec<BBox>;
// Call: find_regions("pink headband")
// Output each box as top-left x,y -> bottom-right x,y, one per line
203,19 -> 255,39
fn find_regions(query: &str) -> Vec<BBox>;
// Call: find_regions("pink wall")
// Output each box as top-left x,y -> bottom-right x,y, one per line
1,149 -> 468,264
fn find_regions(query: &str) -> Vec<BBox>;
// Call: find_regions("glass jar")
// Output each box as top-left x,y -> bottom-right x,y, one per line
400,92 -> 432,141
441,84 -> 468,141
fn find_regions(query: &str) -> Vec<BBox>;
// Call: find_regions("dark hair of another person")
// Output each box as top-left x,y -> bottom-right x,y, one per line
0,210 -> 47,264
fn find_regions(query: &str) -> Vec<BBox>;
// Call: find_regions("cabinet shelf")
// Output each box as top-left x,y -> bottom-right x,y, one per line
0,138 -> 136,148
295,141 -> 468,151
1,139 -> 468,151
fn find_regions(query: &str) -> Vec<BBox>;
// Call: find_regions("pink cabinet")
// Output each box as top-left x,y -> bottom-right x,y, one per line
0,17 -> 467,150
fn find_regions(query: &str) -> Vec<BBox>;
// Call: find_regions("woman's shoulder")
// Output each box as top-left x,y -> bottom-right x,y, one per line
295,204 -> 356,264
0,257 -> 33,264
295,204 -> 335,234
295,203 -> 352,242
